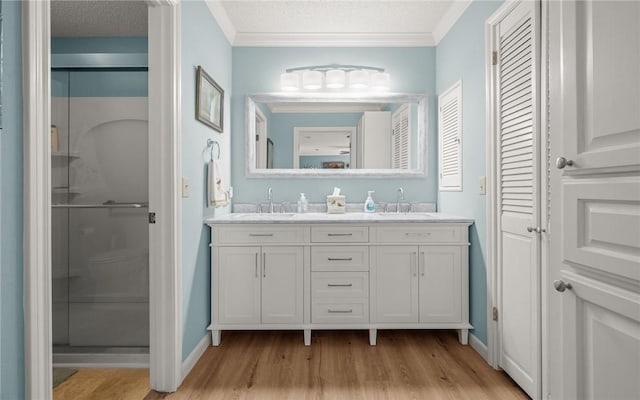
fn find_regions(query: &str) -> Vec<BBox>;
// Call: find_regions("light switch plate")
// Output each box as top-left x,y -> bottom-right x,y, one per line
479,176 -> 486,195
182,177 -> 190,198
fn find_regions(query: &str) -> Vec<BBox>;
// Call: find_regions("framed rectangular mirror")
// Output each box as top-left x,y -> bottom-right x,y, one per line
245,93 -> 428,178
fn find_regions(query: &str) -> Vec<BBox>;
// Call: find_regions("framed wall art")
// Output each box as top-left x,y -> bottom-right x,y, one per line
196,65 -> 223,132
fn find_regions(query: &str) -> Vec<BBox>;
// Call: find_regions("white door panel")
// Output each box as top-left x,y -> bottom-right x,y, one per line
563,177 -> 640,281
372,246 -> 419,323
549,0 -> 640,398
562,0 -> 640,172
217,247 -> 261,324
501,231 -> 538,396
560,271 -> 640,400
261,247 -> 304,324
492,1 -> 541,398
419,246 -> 462,323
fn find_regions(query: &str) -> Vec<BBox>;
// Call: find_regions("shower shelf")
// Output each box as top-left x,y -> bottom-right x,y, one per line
52,187 -> 81,195
51,151 -> 80,159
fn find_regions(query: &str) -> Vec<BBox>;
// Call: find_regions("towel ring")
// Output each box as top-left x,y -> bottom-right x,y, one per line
207,139 -> 220,161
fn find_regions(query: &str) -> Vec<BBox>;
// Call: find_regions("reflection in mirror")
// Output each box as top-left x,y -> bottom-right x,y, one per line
246,94 -> 427,177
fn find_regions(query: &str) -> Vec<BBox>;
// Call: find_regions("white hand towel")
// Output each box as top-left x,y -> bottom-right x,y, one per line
208,159 -> 229,208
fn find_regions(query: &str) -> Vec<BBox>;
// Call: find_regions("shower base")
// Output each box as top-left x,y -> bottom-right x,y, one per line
53,345 -> 149,369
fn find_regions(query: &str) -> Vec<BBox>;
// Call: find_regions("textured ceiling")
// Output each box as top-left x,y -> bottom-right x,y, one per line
51,0 -> 148,37
220,1 -> 451,34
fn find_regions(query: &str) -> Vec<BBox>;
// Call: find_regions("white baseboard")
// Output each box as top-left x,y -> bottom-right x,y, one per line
181,334 -> 211,380
469,333 -> 489,363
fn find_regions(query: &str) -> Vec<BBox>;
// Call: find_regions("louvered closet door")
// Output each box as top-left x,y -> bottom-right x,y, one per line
439,82 -> 462,190
392,105 -> 410,169
495,1 -> 541,398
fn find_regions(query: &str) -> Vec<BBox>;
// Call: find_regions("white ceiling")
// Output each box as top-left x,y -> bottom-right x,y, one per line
208,0 -> 471,46
51,0 -> 148,37
50,1 -> 469,46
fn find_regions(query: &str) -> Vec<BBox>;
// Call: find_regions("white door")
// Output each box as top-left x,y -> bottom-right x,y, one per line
371,246 -> 419,323
418,246 -> 462,323
490,1 -> 541,398
261,246 -> 304,324
548,1 -> 640,399
217,246 -> 261,324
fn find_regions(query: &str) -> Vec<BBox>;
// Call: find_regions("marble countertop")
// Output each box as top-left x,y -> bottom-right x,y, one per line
204,212 -> 474,225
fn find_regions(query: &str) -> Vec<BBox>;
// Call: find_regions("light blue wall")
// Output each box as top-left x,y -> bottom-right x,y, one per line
436,0 -> 503,345
181,0 -> 232,361
269,112 -> 361,168
0,1 -> 24,398
232,47 -> 437,205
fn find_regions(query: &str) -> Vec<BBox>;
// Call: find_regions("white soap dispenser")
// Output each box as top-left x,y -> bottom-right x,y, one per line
297,193 -> 308,213
364,191 -> 376,213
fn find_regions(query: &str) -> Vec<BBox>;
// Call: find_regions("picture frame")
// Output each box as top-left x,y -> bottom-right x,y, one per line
323,161 -> 345,169
196,65 -> 223,132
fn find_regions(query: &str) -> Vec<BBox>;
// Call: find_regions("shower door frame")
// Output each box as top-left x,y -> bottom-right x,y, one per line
22,0 -> 183,398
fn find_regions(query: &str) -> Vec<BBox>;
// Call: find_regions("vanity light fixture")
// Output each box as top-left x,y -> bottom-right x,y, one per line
279,64 -> 390,92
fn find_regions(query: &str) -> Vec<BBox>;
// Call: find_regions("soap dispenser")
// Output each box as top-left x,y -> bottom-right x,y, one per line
364,191 -> 376,213
297,193 -> 309,213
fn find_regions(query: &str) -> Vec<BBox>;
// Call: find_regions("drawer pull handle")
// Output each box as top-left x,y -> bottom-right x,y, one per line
405,232 -> 431,236
328,309 -> 353,313
249,233 -> 274,237
327,283 -> 353,287
327,233 -> 353,237
327,257 -> 353,261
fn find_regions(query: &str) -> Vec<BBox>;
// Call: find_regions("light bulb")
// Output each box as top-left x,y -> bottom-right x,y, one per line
302,70 -> 323,90
280,72 -> 299,91
348,69 -> 370,89
370,72 -> 390,91
325,69 -> 346,89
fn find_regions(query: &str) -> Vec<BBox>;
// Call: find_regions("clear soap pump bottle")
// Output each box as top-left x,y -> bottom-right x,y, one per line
297,193 -> 308,213
364,191 -> 376,213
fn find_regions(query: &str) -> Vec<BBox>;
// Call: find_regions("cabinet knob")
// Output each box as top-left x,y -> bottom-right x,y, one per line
553,280 -> 572,293
555,156 -> 574,169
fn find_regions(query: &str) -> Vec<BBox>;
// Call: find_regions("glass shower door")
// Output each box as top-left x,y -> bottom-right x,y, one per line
51,69 -> 149,358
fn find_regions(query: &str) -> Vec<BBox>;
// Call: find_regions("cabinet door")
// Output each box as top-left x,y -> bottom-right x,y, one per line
419,246 -> 462,323
371,246 -> 418,323
560,271 -> 640,400
261,246 -> 304,324
217,247 -> 261,324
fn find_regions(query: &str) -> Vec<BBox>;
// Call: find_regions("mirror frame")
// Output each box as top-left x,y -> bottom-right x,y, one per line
245,93 -> 429,178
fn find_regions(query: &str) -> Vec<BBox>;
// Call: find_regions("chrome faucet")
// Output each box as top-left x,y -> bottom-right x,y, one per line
267,187 -> 274,213
396,187 -> 405,213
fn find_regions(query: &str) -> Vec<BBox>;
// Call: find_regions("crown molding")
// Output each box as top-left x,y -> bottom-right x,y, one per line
233,32 -> 435,47
432,0 -> 472,44
204,0 -> 236,44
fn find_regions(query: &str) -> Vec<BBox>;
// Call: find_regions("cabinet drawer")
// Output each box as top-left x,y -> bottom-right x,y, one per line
312,300 -> 369,324
311,246 -> 369,271
311,225 -> 369,243
312,272 -> 369,298
213,225 -> 306,244
374,225 -> 463,244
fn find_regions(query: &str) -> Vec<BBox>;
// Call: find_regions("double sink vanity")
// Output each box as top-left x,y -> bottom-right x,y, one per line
205,209 -> 473,347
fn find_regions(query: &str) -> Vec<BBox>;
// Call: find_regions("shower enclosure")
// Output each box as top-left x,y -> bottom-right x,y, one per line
51,65 -> 149,366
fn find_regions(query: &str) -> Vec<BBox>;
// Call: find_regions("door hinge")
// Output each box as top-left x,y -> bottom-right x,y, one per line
492,51 -> 498,66
492,306 -> 499,321
148,212 -> 156,224
256,134 -> 259,141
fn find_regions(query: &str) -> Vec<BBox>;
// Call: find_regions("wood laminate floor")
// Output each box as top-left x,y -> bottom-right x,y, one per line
55,330 -> 529,400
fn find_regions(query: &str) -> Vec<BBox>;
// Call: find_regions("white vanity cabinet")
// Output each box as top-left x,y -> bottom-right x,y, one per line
207,217 -> 472,347
210,225 -> 308,346
371,246 -> 464,325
